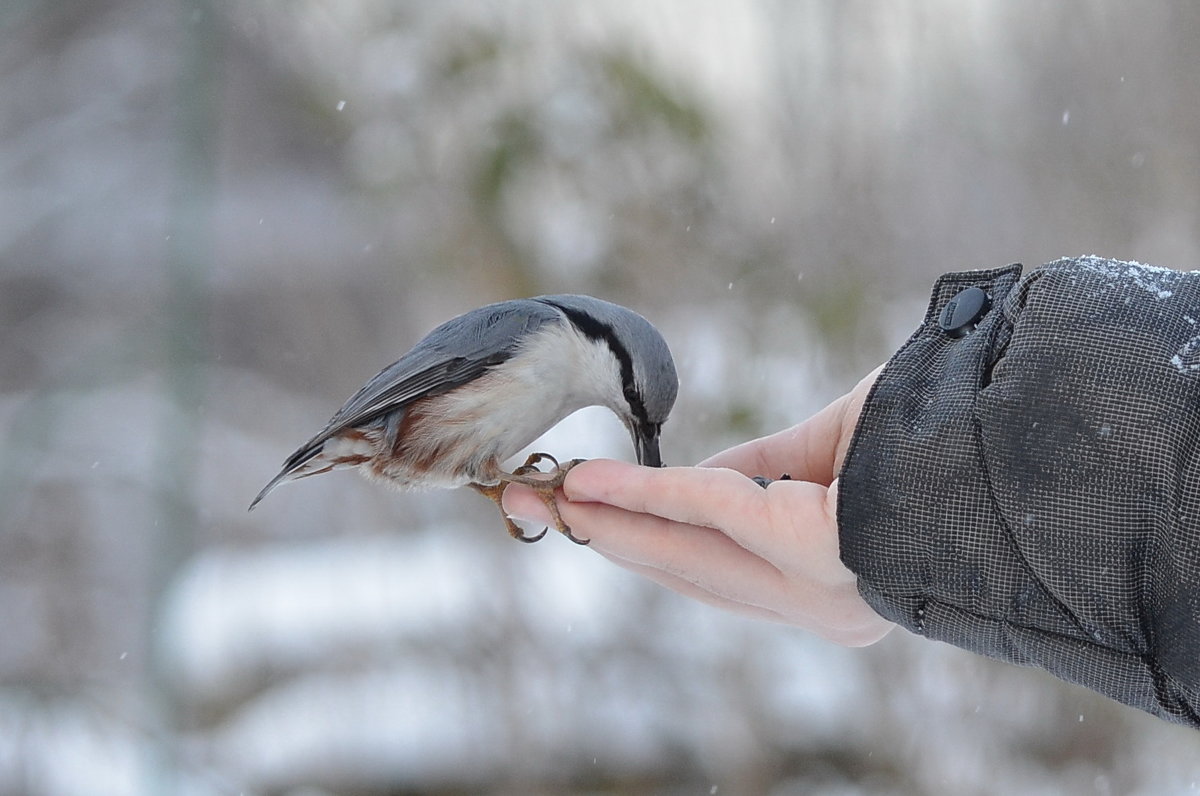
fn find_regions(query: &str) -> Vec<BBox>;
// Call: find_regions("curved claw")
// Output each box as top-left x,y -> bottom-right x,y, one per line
561,528 -> 590,546
515,526 -> 549,544
520,452 -> 560,471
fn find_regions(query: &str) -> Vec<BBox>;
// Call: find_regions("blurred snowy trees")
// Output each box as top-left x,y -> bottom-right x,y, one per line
3,1 -> 1200,794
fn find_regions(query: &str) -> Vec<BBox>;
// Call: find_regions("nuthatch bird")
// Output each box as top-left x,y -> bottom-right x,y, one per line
250,295 -> 678,544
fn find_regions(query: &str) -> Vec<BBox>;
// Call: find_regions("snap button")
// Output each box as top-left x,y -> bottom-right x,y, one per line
939,287 -> 990,338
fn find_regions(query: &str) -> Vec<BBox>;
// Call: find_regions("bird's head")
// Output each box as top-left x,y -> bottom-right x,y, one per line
537,295 -> 678,468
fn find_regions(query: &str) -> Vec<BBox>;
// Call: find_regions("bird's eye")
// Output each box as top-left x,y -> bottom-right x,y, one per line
623,385 -> 639,403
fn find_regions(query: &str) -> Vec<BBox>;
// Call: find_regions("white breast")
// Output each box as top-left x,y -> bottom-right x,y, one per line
374,321 -> 626,488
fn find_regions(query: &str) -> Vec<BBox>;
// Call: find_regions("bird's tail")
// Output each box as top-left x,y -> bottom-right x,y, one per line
248,429 -> 377,510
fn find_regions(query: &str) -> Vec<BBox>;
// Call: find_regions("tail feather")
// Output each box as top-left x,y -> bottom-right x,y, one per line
248,468 -> 295,511
248,430 -> 377,510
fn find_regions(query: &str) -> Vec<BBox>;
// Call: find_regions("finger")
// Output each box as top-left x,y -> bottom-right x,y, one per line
563,459 -> 769,532
699,400 -> 845,484
564,459 -> 837,568
508,480 -> 793,611
702,365 -> 885,483
597,533 -> 884,643
509,479 -> 771,581
502,482 -> 555,526
574,499 -> 868,635
577,501 -> 790,601
590,548 -> 789,623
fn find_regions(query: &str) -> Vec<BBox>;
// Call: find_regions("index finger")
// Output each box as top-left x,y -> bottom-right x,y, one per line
564,459 -> 768,532
563,458 -> 836,567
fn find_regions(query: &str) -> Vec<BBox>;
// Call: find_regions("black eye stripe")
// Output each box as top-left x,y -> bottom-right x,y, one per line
548,303 -> 650,426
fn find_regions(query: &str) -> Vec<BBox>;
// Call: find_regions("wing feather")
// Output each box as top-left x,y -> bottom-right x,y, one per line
277,299 -> 563,471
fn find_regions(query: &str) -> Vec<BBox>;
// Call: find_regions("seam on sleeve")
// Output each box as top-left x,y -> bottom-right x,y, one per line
973,403 -> 1095,642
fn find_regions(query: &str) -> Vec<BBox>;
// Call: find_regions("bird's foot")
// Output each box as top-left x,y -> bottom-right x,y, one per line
494,454 -> 588,544
469,481 -> 546,543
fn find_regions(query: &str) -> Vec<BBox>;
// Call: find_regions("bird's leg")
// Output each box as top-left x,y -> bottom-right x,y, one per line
496,454 -> 589,545
468,481 -> 547,543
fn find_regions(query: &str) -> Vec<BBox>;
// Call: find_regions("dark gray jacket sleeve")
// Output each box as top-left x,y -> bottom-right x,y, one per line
837,256 -> 1200,727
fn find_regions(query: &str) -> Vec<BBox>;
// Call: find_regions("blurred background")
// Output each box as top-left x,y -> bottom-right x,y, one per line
4,0 -> 1200,793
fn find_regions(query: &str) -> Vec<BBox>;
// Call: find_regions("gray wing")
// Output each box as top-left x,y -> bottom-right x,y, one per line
278,299 -> 563,471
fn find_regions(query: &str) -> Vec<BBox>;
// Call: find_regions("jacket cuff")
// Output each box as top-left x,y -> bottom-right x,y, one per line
836,260 -> 1200,726
836,264 -> 1024,639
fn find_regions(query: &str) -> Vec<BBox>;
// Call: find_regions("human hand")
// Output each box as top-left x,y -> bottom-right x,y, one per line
503,367 -> 894,647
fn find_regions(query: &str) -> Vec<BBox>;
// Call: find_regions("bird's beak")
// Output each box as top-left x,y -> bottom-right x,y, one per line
632,422 -> 662,468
